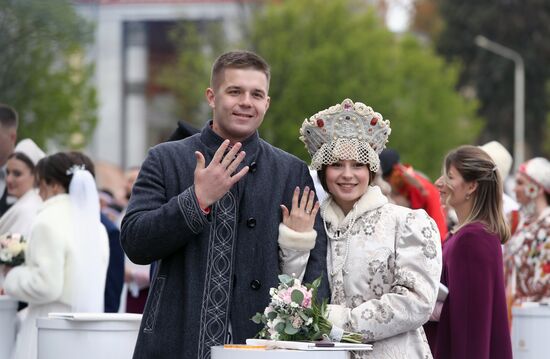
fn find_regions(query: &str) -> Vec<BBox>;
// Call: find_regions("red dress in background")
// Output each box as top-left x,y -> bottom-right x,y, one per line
388,164 -> 448,242
425,222 -> 512,359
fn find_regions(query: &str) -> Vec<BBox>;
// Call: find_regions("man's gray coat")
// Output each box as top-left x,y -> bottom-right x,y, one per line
121,123 -> 329,358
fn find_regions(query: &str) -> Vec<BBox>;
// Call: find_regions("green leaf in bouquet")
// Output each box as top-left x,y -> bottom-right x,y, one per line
291,289 -> 304,305
267,311 -> 278,320
284,322 -> 300,335
311,275 -> 322,289
275,322 -> 285,333
278,274 -> 293,285
298,311 -> 309,321
310,331 -> 323,341
251,313 -> 264,324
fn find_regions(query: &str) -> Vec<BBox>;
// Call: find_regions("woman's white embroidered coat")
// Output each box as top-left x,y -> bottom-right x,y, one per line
280,186 -> 442,358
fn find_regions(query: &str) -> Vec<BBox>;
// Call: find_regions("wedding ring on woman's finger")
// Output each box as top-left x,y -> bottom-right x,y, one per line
305,210 -> 312,215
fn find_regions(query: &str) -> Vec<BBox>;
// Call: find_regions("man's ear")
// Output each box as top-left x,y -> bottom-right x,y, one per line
9,128 -> 17,144
205,88 -> 215,109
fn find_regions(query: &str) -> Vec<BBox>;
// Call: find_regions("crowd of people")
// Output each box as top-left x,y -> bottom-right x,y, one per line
0,49 -> 548,359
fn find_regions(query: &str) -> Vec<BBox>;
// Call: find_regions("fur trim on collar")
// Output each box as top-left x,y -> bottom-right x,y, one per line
321,185 -> 388,227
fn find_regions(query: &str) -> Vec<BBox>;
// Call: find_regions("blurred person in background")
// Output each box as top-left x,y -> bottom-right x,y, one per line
1,152 -> 109,359
0,139 -> 45,292
425,145 -> 512,359
379,148 -> 448,241
118,166 -> 150,314
504,157 -> 550,308
479,141 -> 520,233
0,139 -> 45,238
0,104 -> 18,216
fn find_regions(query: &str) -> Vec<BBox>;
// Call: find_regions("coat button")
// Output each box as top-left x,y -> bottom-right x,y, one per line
249,161 -> 257,173
246,217 -> 256,228
250,280 -> 261,290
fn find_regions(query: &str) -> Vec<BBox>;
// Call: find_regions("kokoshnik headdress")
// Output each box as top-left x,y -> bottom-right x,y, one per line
299,98 -> 391,172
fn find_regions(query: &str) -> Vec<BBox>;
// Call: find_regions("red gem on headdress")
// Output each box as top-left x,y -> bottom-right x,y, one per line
344,103 -> 352,110
316,119 -> 324,127
370,117 -> 378,126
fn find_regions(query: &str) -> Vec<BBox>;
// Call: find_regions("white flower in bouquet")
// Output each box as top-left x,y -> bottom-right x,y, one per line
0,233 -> 27,266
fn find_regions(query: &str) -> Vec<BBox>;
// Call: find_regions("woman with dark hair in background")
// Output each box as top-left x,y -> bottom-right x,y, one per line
425,145 -> 512,359
0,139 -> 45,239
1,152 -> 109,359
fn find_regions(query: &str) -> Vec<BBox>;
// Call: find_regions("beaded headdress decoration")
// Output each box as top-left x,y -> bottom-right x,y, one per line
299,98 -> 391,172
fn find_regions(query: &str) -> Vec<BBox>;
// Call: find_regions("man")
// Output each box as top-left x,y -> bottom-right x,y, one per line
121,50 -> 329,359
379,148 -> 448,241
0,104 -> 18,216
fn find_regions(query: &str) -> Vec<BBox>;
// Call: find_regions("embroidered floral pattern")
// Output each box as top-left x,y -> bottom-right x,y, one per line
422,241 -> 438,259
395,270 -> 416,289
363,223 -> 375,236
421,226 -> 433,239
360,329 -> 375,342
360,308 -> 374,321
368,259 -> 384,276
390,286 -> 409,296
335,242 -> 344,256
331,279 -> 346,305
351,295 -> 365,308
372,283 -> 384,297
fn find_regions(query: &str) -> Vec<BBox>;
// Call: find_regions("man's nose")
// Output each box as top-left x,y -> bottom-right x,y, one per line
239,93 -> 252,107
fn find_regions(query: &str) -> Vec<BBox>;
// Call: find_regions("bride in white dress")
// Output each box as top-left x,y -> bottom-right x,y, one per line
2,152 -> 109,359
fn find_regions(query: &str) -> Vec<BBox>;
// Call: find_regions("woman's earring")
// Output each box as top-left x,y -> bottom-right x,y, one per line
465,193 -> 471,200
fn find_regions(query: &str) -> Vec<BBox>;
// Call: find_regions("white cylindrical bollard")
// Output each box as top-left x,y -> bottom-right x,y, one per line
512,304 -> 550,359
0,296 -> 18,359
37,313 -> 141,359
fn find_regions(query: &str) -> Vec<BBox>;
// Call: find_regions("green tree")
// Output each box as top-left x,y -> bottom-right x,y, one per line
434,0 -> 550,158
250,0 -> 480,179
0,0 -> 97,149
157,20 -> 225,128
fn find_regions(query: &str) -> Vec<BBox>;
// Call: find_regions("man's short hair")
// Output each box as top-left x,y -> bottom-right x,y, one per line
210,50 -> 271,91
0,104 -> 19,129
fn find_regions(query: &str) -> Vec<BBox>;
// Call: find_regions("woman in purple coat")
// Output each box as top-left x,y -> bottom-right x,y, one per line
425,145 -> 512,358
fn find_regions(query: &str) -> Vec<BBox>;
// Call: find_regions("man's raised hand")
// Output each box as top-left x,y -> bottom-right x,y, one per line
194,139 -> 249,209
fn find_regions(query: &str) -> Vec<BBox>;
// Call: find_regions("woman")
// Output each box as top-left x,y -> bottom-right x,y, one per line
279,99 -> 442,358
0,139 -> 45,238
2,152 -> 109,359
425,145 -> 512,358
504,157 -> 550,305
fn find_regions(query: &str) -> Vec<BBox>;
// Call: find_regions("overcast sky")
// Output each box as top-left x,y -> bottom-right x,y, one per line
386,0 -> 413,32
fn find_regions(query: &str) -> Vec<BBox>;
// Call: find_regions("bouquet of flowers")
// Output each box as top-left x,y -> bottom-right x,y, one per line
251,274 -> 366,343
0,233 -> 27,266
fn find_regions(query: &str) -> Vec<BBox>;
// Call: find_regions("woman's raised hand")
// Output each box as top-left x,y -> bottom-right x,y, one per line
280,186 -> 320,232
